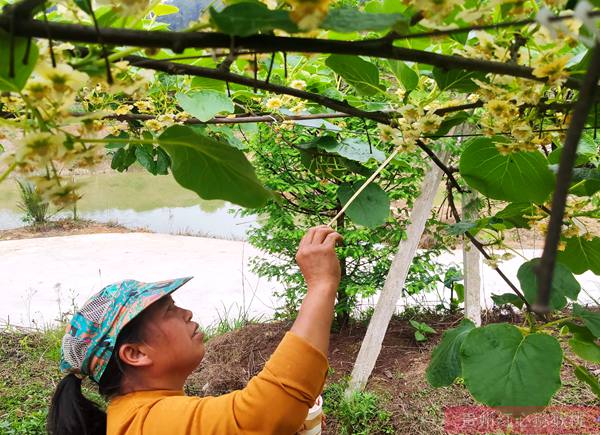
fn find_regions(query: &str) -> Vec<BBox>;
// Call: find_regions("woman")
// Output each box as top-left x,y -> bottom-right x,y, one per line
48,225 -> 342,435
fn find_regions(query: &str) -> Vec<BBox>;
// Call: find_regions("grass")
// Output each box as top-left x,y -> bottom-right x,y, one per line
323,378 -> 395,435
2,315 -> 598,435
0,322 -> 395,435
16,179 -> 50,225
203,303 -> 264,340
0,326 -> 61,434
0,325 -> 104,434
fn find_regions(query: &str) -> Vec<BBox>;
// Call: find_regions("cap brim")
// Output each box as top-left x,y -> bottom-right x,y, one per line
128,276 -> 194,316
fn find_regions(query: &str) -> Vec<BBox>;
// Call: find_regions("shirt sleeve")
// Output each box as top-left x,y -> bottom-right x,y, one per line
142,332 -> 329,435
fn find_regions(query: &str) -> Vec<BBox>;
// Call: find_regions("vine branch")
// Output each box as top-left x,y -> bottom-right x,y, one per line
122,55 -> 465,191
0,15 -> 586,90
445,180 -> 530,309
383,10 -> 600,41
534,42 -> 600,314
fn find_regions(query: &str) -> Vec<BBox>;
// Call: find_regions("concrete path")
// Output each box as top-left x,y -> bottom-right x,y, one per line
0,233 -> 282,329
1,233 -> 599,329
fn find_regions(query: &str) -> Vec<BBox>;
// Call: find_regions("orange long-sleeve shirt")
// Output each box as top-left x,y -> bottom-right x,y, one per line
107,332 -> 328,435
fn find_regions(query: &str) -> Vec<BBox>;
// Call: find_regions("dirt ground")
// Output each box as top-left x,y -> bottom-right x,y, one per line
1,312 -> 598,434
0,218 -> 147,241
186,311 -> 599,434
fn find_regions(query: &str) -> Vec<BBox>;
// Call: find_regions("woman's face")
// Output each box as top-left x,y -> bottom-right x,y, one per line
140,295 -> 206,379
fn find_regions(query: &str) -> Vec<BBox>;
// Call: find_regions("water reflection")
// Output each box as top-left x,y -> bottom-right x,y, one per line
0,171 -> 256,239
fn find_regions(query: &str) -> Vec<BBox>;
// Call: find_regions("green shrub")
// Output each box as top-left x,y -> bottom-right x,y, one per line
0,409 -> 47,435
323,380 -> 395,435
16,179 -> 50,225
243,123 -> 449,326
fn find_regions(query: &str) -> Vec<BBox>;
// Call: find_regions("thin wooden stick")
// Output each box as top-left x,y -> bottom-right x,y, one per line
327,147 -> 400,227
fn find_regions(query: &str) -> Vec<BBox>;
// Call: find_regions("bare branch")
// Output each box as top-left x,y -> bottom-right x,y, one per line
534,42 -> 600,314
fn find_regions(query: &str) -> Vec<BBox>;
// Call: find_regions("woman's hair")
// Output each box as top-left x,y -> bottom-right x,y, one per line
47,310 -> 149,435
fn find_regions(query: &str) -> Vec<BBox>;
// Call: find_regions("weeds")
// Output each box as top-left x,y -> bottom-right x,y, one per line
323,379 -> 395,435
16,179 -> 51,225
409,319 -> 436,342
203,303 -> 263,340
0,326 -> 62,434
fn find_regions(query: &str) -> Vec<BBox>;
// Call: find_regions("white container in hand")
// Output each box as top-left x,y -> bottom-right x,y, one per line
298,395 -> 323,435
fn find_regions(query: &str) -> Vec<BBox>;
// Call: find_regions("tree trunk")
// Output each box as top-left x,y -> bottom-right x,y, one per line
345,151 -> 450,395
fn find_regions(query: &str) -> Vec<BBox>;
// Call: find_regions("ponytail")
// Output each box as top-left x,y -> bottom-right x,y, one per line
48,307 -> 149,434
47,374 -> 106,435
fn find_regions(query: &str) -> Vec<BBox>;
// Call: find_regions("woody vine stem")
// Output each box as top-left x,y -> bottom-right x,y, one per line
2,0 -> 598,313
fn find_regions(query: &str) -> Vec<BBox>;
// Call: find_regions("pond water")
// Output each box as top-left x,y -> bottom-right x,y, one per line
0,171 -> 256,239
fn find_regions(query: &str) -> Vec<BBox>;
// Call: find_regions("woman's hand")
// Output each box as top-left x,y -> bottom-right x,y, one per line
295,225 -> 342,292
290,226 -> 343,356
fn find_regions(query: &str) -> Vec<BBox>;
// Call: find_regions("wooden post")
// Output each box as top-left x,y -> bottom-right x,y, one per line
346,151 -> 450,395
462,191 -> 481,326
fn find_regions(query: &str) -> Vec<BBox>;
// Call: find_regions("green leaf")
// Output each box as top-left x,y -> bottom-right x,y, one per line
73,0 -> 92,14
337,181 -> 390,228
155,147 -> 170,175
459,137 -> 555,203
209,3 -> 298,37
190,76 -> 226,92
432,67 -> 486,93
574,365 -> 600,399
96,7 -> 121,27
105,132 -> 129,150
426,319 -> 475,387
495,202 -> 536,229
453,283 -> 464,303
446,221 -> 476,236
516,259 -> 580,311
547,132 -> 597,166
387,60 -> 418,91
365,0 -> 405,14
410,319 -> 436,334
176,90 -> 234,122
110,146 -> 136,172
443,267 -> 463,289
208,125 -> 245,150
569,337 -> 600,363
325,55 -> 382,96
298,136 -> 385,163
491,293 -> 525,309
0,29 -> 39,92
569,167 -> 600,196
461,323 -> 562,407
152,3 -> 179,16
298,149 -> 348,178
560,321 -> 595,341
573,304 -> 600,338
415,331 -> 427,342
135,146 -> 157,175
334,138 -> 385,162
322,8 -> 407,33
159,125 -> 270,208
435,111 -> 469,136
557,237 -> 600,275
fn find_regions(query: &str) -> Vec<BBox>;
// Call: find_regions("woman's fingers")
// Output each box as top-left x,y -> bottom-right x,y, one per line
300,226 -> 318,248
299,226 -> 341,250
323,231 -> 343,248
311,225 -> 335,244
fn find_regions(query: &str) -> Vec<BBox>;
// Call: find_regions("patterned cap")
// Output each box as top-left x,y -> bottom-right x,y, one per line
60,277 -> 193,383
